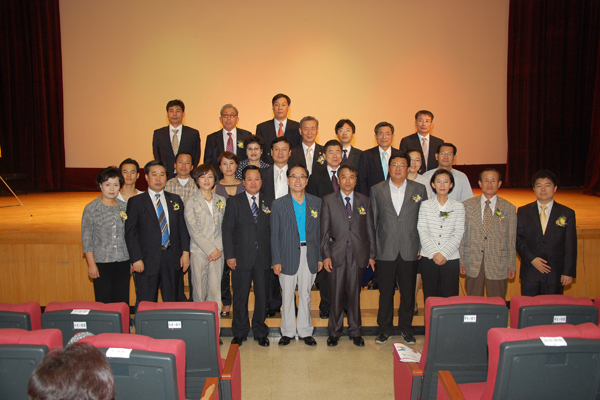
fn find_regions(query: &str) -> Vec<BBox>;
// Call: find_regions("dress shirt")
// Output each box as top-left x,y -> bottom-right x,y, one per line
418,133 -> 430,159
165,176 -> 198,203
245,191 -> 260,210
169,124 -> 182,143
274,118 -> 288,133
81,197 -> 129,263
205,198 -> 214,218
389,179 -> 407,215
147,188 -> 170,230
343,146 -> 352,159
536,199 -> 554,216
273,164 -> 288,199
423,168 -> 474,202
481,194 -> 498,221
327,165 -> 339,182
340,191 -> 354,209
378,146 -> 392,162
222,127 -> 238,151
292,195 -> 307,242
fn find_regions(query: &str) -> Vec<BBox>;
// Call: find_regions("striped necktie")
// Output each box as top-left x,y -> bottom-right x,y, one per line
172,129 -> 180,155
156,194 -> 170,248
251,196 -> 258,223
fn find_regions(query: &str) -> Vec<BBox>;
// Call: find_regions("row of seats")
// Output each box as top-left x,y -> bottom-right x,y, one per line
393,295 -> 600,400
0,301 -> 241,400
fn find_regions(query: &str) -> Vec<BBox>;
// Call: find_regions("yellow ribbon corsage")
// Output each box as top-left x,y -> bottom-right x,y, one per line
310,207 -> 318,218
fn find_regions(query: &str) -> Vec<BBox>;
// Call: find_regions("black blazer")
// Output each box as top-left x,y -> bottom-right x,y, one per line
203,128 -> 251,176
256,119 -> 301,164
516,201 -> 577,285
399,133 -> 444,174
306,166 -> 335,198
222,192 -> 274,271
342,146 -> 362,171
288,143 -> 325,174
152,126 -> 201,179
125,191 -> 190,276
358,146 -> 401,196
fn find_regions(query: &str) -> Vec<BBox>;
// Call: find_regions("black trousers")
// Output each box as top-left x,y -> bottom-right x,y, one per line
231,266 -> 269,338
266,268 -> 282,312
134,248 -> 182,303
521,279 -> 564,296
377,254 -> 418,336
177,268 -> 193,302
421,257 -> 460,305
93,261 -> 130,304
221,264 -> 232,307
315,267 -> 330,312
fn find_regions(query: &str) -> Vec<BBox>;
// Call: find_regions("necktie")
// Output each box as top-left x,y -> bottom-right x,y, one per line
381,151 -> 388,179
172,129 -> 180,155
345,197 -> 352,246
156,194 -> 170,248
251,196 -> 258,223
331,170 -> 339,191
306,148 -> 313,174
483,199 -> 493,232
540,205 -> 548,234
421,137 -> 428,169
226,132 -> 234,153
277,122 -> 284,137
342,149 -> 348,163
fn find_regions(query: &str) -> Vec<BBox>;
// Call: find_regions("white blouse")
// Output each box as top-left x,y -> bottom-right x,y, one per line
417,197 -> 465,261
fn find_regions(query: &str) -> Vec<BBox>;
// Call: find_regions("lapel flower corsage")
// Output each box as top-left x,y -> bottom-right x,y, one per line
262,201 -> 271,214
173,202 -> 180,211
413,194 -> 422,203
119,211 -> 128,220
237,140 -> 244,149
216,200 -> 225,210
556,216 -> 567,227
310,207 -> 319,218
495,208 -> 508,220
357,205 -> 366,215
317,154 -> 325,164
440,211 -> 452,219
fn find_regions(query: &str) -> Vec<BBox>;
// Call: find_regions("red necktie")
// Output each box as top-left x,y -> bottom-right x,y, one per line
277,122 -> 284,137
226,132 -> 233,153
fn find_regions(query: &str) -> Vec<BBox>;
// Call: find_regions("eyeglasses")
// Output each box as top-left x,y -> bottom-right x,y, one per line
221,114 -> 238,119
337,128 -> 353,134
289,175 -> 307,180
376,132 -> 392,137
439,151 -> 453,156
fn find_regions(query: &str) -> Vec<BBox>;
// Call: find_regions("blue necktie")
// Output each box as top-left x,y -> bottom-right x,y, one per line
346,196 -> 352,246
251,196 -> 258,223
156,194 -> 170,248
381,151 -> 388,179
342,149 -> 348,163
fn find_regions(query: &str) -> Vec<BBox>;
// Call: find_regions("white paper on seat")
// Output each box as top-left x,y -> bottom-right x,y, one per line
71,309 -> 91,315
394,342 -> 422,362
540,337 -> 568,347
106,348 -> 133,358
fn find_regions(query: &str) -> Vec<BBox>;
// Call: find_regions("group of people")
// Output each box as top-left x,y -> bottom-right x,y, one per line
81,95 -> 577,348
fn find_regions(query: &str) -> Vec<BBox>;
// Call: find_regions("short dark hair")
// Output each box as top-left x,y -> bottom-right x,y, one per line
272,93 -> 291,105
406,148 -> 425,167
300,116 -> 319,128
96,166 -> 123,190
323,139 -> 342,153
271,136 -> 291,150
166,99 -> 185,112
27,343 -> 114,400
144,160 -> 167,175
287,163 -> 310,178
478,168 -> 502,182
335,119 -> 356,133
430,169 -> 455,194
374,121 -> 394,134
244,135 -> 265,150
119,158 -> 139,172
415,110 -> 434,121
436,142 -> 457,155
242,164 -> 263,180
217,151 -> 239,166
192,164 -> 218,189
176,151 -> 194,163
531,170 -> 558,187
389,152 -> 410,167
338,164 -> 358,179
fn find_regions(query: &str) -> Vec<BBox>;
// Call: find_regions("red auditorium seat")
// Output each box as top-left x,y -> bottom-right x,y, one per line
510,294 -> 598,328
0,301 -> 42,330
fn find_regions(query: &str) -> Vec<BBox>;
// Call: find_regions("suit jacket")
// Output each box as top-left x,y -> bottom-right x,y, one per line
370,179 -> 427,262
288,143 -> 325,175
260,166 -> 289,200
125,191 -> 190,276
184,192 -> 225,257
222,192 -> 273,271
417,198 -> 465,260
256,119 -> 301,164
306,166 -> 335,198
399,133 -> 444,173
459,196 -> 517,280
271,193 -> 322,275
152,126 -> 201,179
203,128 -> 251,173
516,201 -> 577,285
320,192 -> 376,269
342,146 -> 362,171
358,146 -> 401,196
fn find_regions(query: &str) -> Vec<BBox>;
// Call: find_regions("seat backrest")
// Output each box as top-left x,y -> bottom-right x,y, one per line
594,297 -> 600,325
510,295 -> 598,328
81,333 -> 187,400
42,301 -> 129,345
0,302 -> 42,330
0,328 -> 62,400
135,301 -> 220,400
420,296 -> 509,400
480,323 -> 600,400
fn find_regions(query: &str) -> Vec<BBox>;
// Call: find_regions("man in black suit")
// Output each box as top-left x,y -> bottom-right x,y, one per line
517,170 -> 577,296
152,100 -> 201,180
306,139 -> 344,319
335,119 -> 362,171
358,121 -> 401,196
288,116 -> 324,176
255,93 -> 301,164
125,160 -> 190,303
203,104 -> 251,176
399,110 -> 444,174
222,166 -> 273,347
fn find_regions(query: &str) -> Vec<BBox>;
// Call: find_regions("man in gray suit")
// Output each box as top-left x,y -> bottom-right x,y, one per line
271,164 -> 323,346
371,153 -> 428,345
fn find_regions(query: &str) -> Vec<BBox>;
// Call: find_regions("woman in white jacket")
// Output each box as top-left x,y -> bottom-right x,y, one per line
417,169 -> 465,304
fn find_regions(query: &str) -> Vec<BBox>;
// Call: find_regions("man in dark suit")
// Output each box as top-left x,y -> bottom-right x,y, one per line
288,116 -> 324,176
517,170 -> 577,296
271,164 -> 323,346
203,104 -> 251,176
399,110 -> 444,174
125,160 -> 190,303
255,93 -> 301,164
152,100 -> 201,180
358,121 -> 401,196
321,164 -> 376,347
222,166 -> 273,347
335,119 -> 362,171
370,153 -> 427,345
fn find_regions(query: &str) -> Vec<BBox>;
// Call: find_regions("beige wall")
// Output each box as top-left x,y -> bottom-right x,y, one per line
60,0 -> 509,168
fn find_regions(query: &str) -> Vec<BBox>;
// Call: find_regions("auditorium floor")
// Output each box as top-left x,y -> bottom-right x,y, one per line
220,334 -> 425,400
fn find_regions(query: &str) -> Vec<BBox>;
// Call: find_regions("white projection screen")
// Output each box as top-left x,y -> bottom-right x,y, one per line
60,0 -> 509,169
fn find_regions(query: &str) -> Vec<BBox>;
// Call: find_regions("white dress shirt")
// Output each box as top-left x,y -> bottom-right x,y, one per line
273,164 -> 288,199
245,192 -> 260,209
222,127 -> 238,151
302,142 -> 316,174
274,118 -> 288,133
147,188 -> 170,230
169,124 -> 182,143
389,179 -> 407,215
340,191 -> 354,210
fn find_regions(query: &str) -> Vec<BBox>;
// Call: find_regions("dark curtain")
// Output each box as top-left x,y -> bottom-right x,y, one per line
506,0 -> 600,188
584,42 -> 600,196
0,0 -> 64,191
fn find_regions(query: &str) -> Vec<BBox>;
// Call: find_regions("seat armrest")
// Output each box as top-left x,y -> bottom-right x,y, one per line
406,362 -> 423,376
438,370 -> 465,400
201,377 -> 219,400
221,343 -> 239,380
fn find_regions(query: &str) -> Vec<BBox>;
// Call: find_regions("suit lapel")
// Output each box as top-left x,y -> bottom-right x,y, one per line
544,202 -> 562,236
371,148 -> 384,180
282,195 -> 299,234
475,196 -> 485,234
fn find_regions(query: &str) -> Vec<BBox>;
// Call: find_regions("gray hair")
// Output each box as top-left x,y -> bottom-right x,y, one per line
220,103 -> 239,116
299,116 -> 319,127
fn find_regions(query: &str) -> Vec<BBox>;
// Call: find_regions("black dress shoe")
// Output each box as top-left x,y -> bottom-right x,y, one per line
319,310 -> 330,319
375,332 -> 391,344
367,279 -> 379,290
327,336 -> 339,347
352,336 -> 365,347
254,336 -> 270,347
266,308 -> 280,318
400,331 -> 416,345
231,336 -> 247,346
300,336 -> 317,346
278,336 -> 293,346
